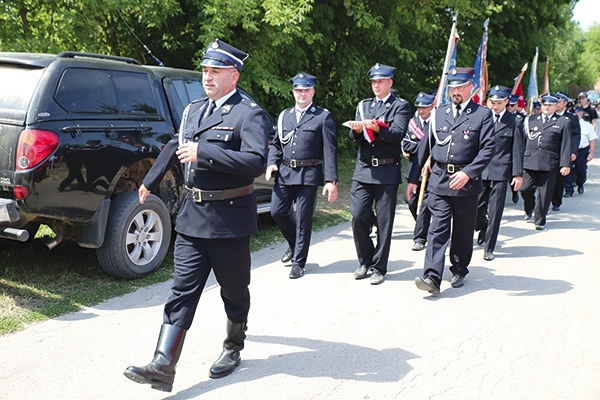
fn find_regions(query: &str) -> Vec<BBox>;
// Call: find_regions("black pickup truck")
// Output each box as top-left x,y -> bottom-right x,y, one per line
0,52 -> 272,279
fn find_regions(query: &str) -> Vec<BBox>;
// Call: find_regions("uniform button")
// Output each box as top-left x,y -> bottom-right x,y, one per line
295,135 -> 298,138
216,134 -> 221,138
292,151 -> 296,154
229,201 -> 234,205
450,155 -> 454,158
293,142 -> 296,145
209,159 -> 213,164
451,143 -> 455,146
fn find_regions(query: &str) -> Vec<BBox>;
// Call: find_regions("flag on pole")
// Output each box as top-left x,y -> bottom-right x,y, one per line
526,47 -> 539,113
512,62 -> 528,110
471,18 -> 489,105
434,10 -> 460,107
542,56 -> 550,94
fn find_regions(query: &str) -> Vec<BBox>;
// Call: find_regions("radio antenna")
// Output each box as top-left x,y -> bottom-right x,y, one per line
117,9 -> 164,66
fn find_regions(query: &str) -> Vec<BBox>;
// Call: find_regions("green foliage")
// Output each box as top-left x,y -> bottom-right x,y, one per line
1,0 -> 595,123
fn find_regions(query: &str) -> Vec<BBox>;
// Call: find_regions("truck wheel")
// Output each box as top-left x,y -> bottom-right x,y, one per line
97,192 -> 171,279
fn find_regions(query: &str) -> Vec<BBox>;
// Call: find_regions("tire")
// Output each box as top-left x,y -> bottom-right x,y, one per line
97,192 -> 172,279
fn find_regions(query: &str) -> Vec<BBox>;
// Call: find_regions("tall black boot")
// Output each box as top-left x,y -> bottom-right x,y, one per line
123,324 -> 186,392
209,320 -> 247,379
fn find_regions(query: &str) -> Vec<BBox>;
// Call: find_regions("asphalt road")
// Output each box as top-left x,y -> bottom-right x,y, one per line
1,155 -> 599,400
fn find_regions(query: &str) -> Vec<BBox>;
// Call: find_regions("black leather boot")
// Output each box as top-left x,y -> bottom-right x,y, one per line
209,320 -> 247,379
123,324 -> 186,392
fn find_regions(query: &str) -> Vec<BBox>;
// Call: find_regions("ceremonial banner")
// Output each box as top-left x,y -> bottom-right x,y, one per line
471,19 -> 489,105
542,56 -> 550,95
435,10 -> 459,107
512,62 -> 528,110
526,47 -> 539,113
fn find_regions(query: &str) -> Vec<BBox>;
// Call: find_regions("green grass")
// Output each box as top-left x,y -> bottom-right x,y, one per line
0,155 -> 356,336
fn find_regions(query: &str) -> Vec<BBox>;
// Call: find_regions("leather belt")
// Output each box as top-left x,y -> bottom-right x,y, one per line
363,156 -> 399,167
187,184 -> 253,203
436,161 -> 466,173
282,158 -> 322,168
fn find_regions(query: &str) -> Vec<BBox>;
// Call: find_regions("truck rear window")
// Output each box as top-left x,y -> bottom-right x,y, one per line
0,65 -> 44,120
55,68 -> 159,115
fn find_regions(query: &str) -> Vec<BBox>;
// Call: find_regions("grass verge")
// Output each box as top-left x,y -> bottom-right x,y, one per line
0,155 -> 356,336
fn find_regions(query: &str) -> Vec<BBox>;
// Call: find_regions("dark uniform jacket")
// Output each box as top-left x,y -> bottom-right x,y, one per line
401,114 -> 428,180
349,93 -> 411,185
482,112 -> 524,181
523,113 -> 571,172
408,100 -> 495,197
268,104 -> 338,186
143,91 -> 270,239
560,110 -> 581,154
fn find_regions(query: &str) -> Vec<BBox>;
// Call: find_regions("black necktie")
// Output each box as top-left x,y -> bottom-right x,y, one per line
495,114 -> 500,125
199,100 -> 216,126
543,116 -> 548,125
455,104 -> 461,120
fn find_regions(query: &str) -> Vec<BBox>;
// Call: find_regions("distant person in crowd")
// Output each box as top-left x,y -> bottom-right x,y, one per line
265,72 -> 338,279
551,92 -> 580,203
475,85 -> 524,261
578,91 -> 598,131
564,106 -> 597,195
532,100 -> 542,115
402,91 -> 434,251
520,94 -> 571,231
507,95 -> 519,114
123,39 -> 270,392
406,67 -> 495,294
348,63 -> 410,285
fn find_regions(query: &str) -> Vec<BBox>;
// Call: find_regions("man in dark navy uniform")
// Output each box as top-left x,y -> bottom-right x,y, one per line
551,91 -> 580,202
266,72 -> 338,279
520,94 -> 571,230
402,91 -> 434,251
475,85 -> 524,261
123,39 -> 270,392
348,63 -> 410,285
406,67 -> 495,294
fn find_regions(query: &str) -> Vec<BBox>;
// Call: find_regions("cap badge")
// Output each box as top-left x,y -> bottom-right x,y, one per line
211,42 -> 219,49
299,73 -> 304,78
375,63 -> 380,69
451,68 -> 457,75
494,85 -> 499,90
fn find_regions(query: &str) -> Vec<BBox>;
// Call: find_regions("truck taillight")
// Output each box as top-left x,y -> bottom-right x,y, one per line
16,129 -> 59,171
13,185 -> 30,200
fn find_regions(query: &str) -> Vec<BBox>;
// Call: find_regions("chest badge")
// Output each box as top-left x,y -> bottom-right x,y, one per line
463,129 -> 470,140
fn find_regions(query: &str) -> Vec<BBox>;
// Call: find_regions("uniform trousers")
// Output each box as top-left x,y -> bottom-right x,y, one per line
551,173 -> 565,208
424,192 -> 479,285
405,182 -> 431,244
521,169 -> 557,226
350,180 -> 398,275
476,180 -> 509,253
270,183 -> 318,268
565,146 -> 591,193
163,233 -> 251,330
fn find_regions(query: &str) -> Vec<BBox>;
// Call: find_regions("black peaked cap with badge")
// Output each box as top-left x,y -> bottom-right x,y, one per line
414,92 -> 435,107
201,39 -> 248,71
369,63 -> 396,80
290,72 -> 316,89
446,67 -> 475,87
488,85 -> 511,100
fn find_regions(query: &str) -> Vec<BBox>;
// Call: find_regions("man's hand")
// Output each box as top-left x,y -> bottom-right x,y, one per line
138,184 -> 150,205
348,121 -> 364,133
560,166 -> 570,176
265,165 -> 278,181
176,142 -> 198,163
405,183 -> 418,202
322,182 -> 338,203
421,157 -> 432,177
449,171 -> 470,190
511,176 -> 523,192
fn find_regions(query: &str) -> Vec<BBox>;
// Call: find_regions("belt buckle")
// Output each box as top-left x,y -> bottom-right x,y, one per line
192,189 -> 202,202
447,164 -> 455,173
371,157 -> 379,167
289,159 -> 297,168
